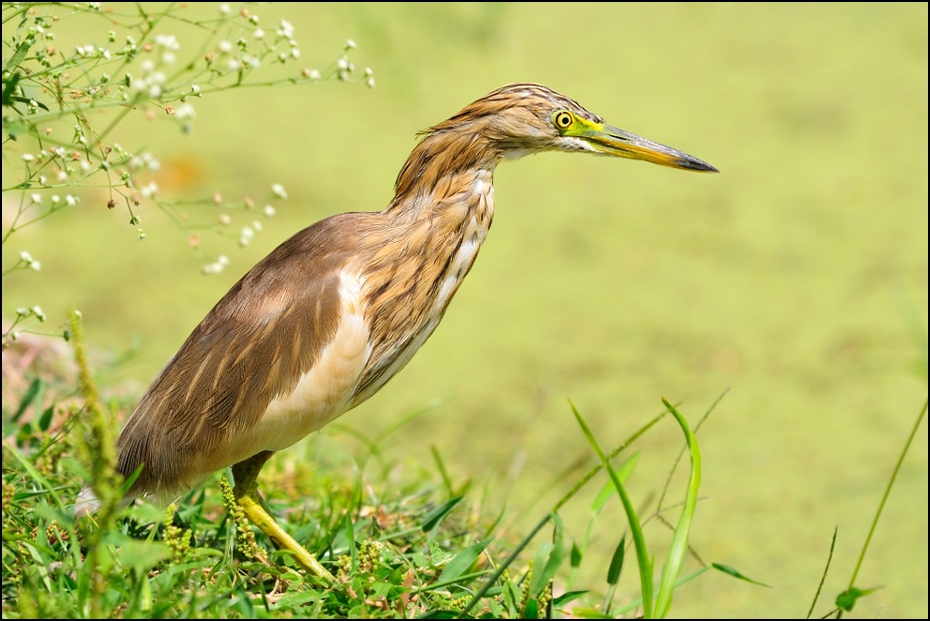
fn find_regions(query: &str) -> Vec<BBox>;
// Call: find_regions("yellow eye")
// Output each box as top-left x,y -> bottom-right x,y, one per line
553,110 -> 573,130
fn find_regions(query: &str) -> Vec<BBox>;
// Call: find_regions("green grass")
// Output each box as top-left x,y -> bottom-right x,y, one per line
3,324 -> 923,618
2,322 -> 726,618
2,316 -> 927,618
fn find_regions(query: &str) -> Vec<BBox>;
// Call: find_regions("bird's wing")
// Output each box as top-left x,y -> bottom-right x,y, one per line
116,214 -> 367,499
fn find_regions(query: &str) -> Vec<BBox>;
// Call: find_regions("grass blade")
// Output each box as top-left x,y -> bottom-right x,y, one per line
837,399 -> 927,616
570,400 -> 654,618
439,537 -> 493,584
653,398 -> 702,618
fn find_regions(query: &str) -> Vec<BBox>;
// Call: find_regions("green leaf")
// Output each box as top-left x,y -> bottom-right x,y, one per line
607,535 -> 626,586
38,404 -> 54,432
552,590 -> 589,607
712,562 -> 771,587
836,586 -> 879,612
570,541 -> 582,568
438,537 -> 493,583
570,400 -> 654,618
4,42 -> 32,73
654,398 -> 703,618
421,495 -> 464,532
13,377 -> 42,421
523,598 -> 539,619
530,514 -> 565,597
1,72 -> 22,106
112,537 -> 171,574
419,610 -> 471,619
271,590 -> 326,608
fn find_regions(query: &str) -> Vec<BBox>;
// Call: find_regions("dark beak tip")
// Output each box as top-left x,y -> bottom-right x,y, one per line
681,158 -> 719,173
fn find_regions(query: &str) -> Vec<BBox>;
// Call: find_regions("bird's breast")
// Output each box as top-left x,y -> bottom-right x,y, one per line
351,176 -> 495,405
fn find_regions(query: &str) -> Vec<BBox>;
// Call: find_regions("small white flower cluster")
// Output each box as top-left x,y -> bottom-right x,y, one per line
5,304 -> 49,343
130,59 -> 168,98
20,144 -> 99,185
125,151 -> 161,173
202,254 -> 230,275
6,4 -> 373,275
15,306 -> 47,322
19,251 -> 42,271
271,183 -> 288,200
154,33 -> 180,65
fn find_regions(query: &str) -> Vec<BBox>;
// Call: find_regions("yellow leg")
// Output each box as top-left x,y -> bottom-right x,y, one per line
232,452 -> 334,582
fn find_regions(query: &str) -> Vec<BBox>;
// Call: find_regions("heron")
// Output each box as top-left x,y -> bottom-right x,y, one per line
104,83 -> 717,579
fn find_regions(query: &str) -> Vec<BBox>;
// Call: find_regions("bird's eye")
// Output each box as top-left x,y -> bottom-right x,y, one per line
553,110 -> 574,130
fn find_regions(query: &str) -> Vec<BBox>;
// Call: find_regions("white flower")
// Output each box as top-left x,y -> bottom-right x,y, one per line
30,193 -> 42,204
218,40 -> 233,53
345,39 -> 357,49
22,154 -> 35,162
263,204 -> 276,218
140,182 -> 158,198
191,84 -> 201,96
203,254 -> 230,275
219,3 -> 230,15
277,20 -> 295,39
239,226 -> 254,246
19,251 -> 34,263
154,34 -> 180,50
175,103 -> 195,120
271,183 -> 287,199
31,306 -> 46,322
253,27 -> 265,40
65,195 -> 78,206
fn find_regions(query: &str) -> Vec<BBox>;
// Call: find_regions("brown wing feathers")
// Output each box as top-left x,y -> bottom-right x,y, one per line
116,216 -> 358,498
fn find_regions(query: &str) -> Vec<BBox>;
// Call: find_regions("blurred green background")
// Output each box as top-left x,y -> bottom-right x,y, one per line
3,3 -> 927,617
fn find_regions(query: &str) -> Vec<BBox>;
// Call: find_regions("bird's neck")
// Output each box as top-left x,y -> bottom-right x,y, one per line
350,142 -> 498,403
390,126 -> 504,211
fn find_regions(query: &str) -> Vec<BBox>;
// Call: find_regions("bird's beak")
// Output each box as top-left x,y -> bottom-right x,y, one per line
583,122 -> 718,173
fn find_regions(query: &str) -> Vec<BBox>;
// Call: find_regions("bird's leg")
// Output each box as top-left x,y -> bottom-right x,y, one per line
231,451 -> 334,581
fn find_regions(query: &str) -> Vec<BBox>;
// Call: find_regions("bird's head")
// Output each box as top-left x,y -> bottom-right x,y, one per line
425,82 -> 718,172
394,83 -> 716,201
